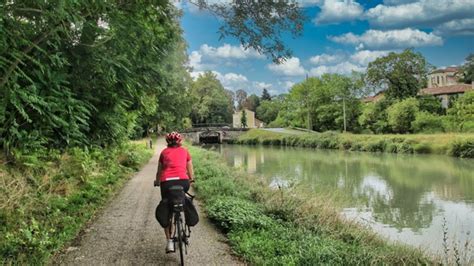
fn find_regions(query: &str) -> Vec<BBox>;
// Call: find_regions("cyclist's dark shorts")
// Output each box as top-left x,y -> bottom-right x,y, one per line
160,179 -> 190,200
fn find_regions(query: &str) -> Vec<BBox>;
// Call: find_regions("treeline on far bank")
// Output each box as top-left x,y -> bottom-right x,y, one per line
253,50 -> 474,135
231,129 -> 474,158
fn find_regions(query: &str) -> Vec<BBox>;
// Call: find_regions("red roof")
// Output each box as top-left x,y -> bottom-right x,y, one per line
419,84 -> 473,96
431,67 -> 460,74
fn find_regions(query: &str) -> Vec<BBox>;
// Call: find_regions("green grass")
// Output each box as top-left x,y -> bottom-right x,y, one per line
231,129 -> 474,158
0,140 -> 153,264
189,145 -> 433,265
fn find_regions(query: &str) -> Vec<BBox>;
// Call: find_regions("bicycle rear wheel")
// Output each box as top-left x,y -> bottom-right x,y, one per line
176,213 -> 184,266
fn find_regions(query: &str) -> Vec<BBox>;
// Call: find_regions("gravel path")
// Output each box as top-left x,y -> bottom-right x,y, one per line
54,139 -> 242,266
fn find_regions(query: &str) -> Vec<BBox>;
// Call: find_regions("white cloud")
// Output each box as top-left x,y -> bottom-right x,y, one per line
309,62 -> 365,76
188,51 -> 204,70
278,81 -> 296,90
268,57 -> 306,76
309,53 -> 345,65
434,18 -> 474,36
366,0 -> 474,28
314,0 -> 364,24
330,28 -> 443,50
253,82 -> 272,90
350,50 -> 391,66
200,43 -> 264,60
191,70 -> 275,95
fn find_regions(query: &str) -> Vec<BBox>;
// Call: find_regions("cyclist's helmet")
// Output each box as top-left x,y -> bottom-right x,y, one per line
165,131 -> 183,146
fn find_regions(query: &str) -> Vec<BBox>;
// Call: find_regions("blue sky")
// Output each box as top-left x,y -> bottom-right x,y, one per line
177,0 -> 474,96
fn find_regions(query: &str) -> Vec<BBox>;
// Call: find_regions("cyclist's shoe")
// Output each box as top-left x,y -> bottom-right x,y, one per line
166,239 -> 175,253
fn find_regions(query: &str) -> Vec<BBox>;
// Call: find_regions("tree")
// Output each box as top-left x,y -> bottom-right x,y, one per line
191,1 -> 305,62
261,88 -> 272,101
243,94 -> 260,112
235,89 -> 248,110
460,53 -> 474,84
256,100 -> 282,124
447,91 -> 474,132
240,109 -> 247,128
418,96 -> 444,115
387,98 -> 420,133
0,1 -> 187,154
190,72 -> 233,125
366,49 -> 429,100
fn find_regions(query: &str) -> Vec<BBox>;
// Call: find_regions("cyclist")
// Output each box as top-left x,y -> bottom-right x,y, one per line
155,132 -> 194,253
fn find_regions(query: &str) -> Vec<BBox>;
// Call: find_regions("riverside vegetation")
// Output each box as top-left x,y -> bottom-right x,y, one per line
189,145 -> 432,265
231,129 -> 474,158
0,141 -> 153,264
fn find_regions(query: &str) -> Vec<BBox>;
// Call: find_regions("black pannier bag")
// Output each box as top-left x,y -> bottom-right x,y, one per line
184,196 -> 199,226
168,185 -> 185,206
155,199 -> 171,228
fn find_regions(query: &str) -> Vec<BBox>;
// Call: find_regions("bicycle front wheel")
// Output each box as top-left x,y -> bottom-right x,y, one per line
176,214 -> 184,266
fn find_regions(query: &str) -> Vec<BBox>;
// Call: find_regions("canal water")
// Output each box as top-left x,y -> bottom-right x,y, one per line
205,144 -> 474,260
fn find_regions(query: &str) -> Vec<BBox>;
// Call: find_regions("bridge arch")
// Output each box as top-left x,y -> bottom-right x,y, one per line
198,131 -> 221,144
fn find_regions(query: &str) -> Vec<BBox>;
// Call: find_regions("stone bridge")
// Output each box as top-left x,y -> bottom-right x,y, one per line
181,126 -> 248,144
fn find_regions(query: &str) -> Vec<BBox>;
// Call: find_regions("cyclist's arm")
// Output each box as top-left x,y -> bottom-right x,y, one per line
187,160 -> 194,182
156,161 -> 162,182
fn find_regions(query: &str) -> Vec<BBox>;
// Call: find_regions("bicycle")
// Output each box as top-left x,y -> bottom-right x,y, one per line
155,181 -> 195,266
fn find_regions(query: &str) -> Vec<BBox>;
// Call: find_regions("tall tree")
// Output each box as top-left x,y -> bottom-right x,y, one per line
261,88 -> 272,101
0,1 -> 186,153
243,94 -> 260,112
240,109 -> 247,128
256,100 -> 282,124
235,89 -> 248,110
366,49 -> 429,100
190,72 -> 233,125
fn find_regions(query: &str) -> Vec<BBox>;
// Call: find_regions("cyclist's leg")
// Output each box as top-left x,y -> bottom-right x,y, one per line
160,181 -> 174,241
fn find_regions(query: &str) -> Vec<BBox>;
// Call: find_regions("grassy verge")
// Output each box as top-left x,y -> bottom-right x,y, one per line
189,145 -> 433,265
0,140 -> 153,264
231,129 -> 474,158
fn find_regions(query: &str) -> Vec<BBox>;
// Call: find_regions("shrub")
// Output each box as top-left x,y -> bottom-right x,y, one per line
411,112 -> 444,133
448,139 -> 474,158
206,196 -> 275,232
387,98 -> 419,133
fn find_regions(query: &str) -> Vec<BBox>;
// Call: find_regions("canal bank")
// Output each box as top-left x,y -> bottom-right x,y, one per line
189,145 -> 434,265
230,129 -> 474,158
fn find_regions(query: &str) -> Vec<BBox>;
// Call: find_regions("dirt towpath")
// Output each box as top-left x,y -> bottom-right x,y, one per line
54,139 -> 242,265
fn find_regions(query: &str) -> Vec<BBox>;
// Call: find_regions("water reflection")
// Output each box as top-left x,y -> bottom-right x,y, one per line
206,144 -> 474,257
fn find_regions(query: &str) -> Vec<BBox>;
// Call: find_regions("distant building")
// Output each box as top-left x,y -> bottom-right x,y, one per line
232,109 -> 265,128
420,67 -> 473,108
362,66 -> 473,108
418,84 -> 473,108
427,67 -> 462,88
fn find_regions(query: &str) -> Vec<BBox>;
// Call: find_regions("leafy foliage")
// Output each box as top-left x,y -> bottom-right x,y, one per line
0,1 -> 189,154
261,88 -> 272,101
387,98 -> 419,133
193,0 -> 305,62
240,109 -> 247,128
189,72 -> 233,125
411,112 -> 444,133
460,53 -> 474,84
447,91 -> 474,132
366,49 -> 429,100
0,141 -> 153,263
